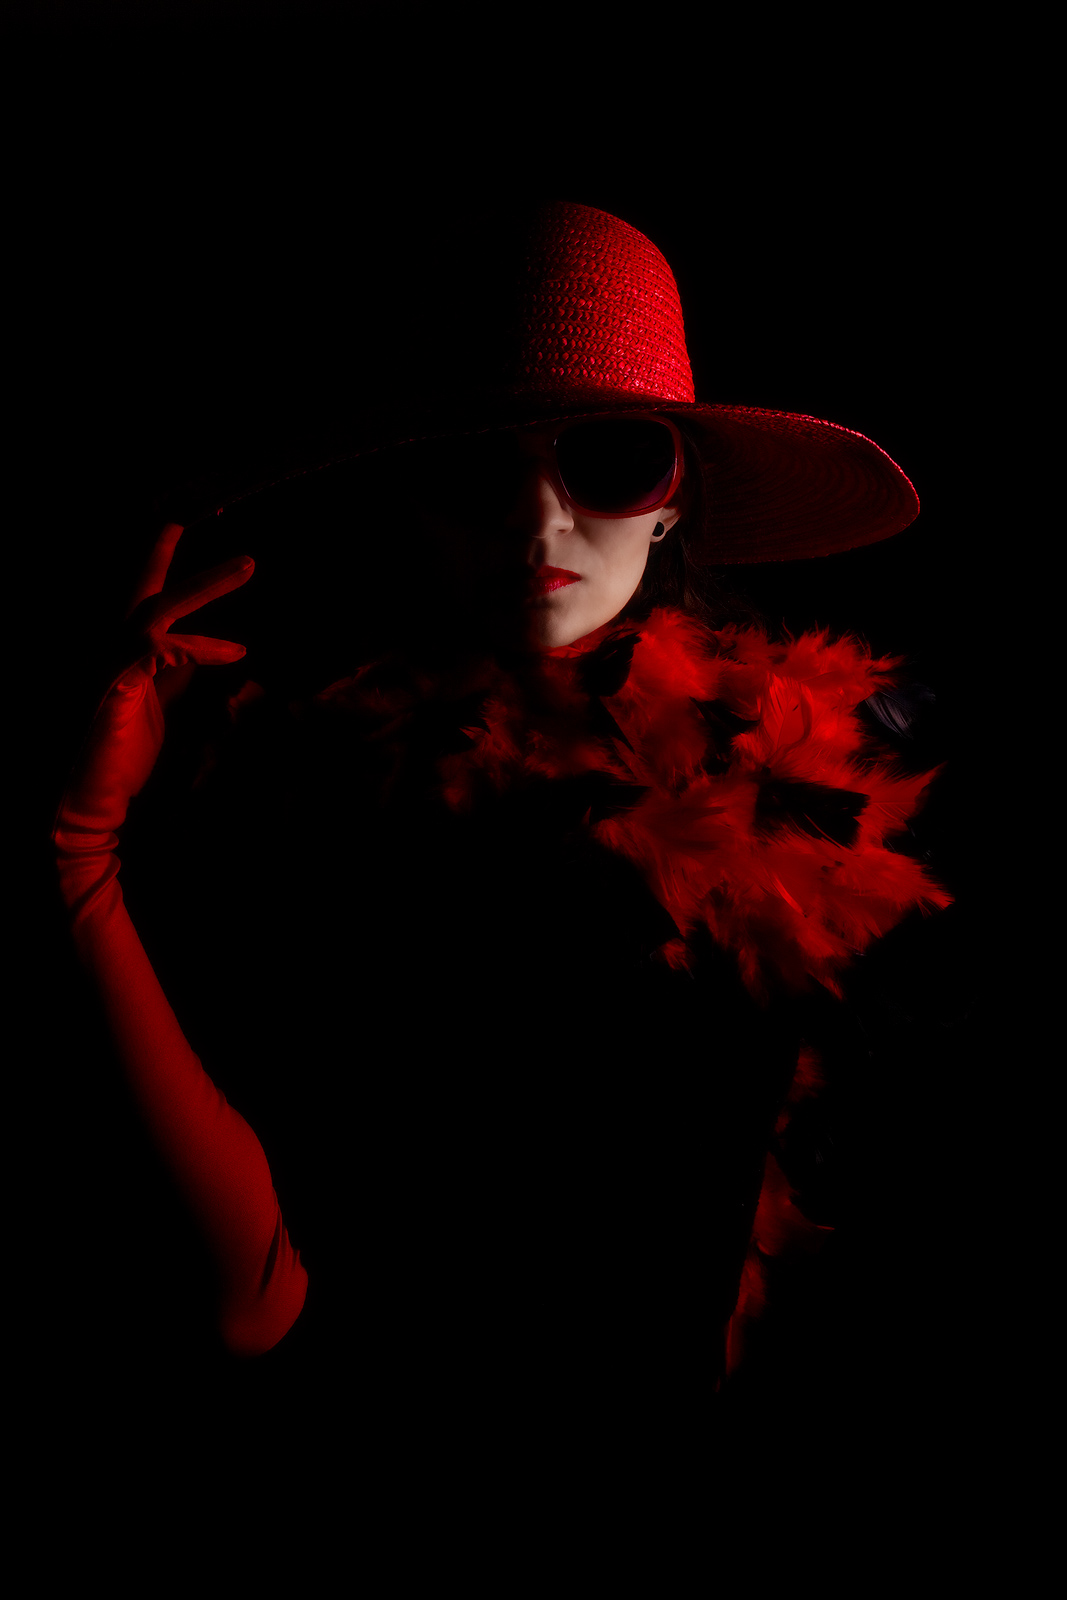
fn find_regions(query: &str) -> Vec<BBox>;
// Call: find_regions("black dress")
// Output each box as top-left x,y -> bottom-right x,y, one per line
115,607 -> 951,1448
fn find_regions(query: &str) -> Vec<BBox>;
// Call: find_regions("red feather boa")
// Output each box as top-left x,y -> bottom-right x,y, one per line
319,604 -> 953,1378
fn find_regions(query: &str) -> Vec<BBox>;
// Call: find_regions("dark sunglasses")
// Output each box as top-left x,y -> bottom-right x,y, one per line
483,414 -> 684,519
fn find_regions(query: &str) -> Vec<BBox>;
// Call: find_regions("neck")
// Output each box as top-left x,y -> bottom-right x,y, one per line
539,617 -> 627,658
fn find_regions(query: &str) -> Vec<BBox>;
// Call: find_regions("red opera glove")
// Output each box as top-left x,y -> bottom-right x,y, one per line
53,523 -> 308,1356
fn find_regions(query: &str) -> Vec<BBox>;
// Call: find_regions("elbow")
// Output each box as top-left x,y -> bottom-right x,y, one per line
218,1261 -> 310,1358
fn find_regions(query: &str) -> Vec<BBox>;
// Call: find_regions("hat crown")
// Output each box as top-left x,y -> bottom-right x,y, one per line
510,202 -> 696,406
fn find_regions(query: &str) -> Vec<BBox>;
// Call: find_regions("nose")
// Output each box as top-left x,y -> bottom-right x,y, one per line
504,462 -> 575,559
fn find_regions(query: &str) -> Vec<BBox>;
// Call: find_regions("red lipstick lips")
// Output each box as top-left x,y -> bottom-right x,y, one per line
526,565 -> 581,595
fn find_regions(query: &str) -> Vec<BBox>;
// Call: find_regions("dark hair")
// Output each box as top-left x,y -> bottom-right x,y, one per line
618,420 -> 778,638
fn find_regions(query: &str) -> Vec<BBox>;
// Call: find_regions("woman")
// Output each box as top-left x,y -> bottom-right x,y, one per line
52,201 -> 952,1416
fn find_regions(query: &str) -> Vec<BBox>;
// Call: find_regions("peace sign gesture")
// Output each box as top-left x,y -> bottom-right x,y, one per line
54,522 -> 256,850
120,520 -> 254,679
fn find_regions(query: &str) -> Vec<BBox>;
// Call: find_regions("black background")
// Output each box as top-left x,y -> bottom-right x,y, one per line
11,1 -> 1031,1520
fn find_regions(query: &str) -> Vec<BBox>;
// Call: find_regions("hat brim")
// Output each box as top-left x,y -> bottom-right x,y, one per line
159,393 -> 918,566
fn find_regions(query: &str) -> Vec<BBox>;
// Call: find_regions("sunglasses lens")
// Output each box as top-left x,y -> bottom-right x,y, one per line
556,419 -> 677,514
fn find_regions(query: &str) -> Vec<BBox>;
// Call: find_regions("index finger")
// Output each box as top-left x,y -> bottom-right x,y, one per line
126,522 -> 186,618
137,554 -> 256,633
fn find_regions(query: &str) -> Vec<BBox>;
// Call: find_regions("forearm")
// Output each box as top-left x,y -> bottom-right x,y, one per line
56,837 -> 308,1355
52,531 -> 301,1351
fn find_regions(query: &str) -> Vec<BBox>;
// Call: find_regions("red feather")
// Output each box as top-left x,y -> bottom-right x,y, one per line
319,606 -> 953,1379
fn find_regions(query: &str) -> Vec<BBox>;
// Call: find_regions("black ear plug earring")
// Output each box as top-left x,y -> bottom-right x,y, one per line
652,523 -> 665,539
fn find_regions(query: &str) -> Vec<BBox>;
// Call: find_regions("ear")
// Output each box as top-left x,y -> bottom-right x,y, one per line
653,505 -> 682,539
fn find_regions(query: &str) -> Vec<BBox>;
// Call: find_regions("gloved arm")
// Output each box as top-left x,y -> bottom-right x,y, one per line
52,522 -> 308,1356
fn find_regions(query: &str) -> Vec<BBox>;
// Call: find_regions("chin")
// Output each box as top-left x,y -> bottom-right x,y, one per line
524,613 -> 588,651
522,592 -> 604,649
486,584 -> 629,654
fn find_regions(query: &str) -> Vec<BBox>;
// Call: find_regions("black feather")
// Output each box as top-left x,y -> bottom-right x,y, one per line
754,775 -> 867,847
587,696 -> 635,752
580,777 -> 652,826
692,697 -> 760,774
860,684 -> 936,742
578,632 -> 639,699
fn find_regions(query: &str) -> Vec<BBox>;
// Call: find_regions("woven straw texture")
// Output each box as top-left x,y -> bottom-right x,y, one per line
513,203 -> 696,404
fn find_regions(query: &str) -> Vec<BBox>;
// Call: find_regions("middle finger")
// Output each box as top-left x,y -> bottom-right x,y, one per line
138,555 -> 255,631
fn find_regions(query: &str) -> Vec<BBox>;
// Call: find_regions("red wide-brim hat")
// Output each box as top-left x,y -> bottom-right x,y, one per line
165,201 -> 919,566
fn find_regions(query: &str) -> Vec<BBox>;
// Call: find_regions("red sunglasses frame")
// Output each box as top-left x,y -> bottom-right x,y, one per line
511,412 -> 685,520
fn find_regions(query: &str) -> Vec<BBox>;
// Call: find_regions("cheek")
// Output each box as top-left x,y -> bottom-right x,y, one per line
584,524 -> 652,581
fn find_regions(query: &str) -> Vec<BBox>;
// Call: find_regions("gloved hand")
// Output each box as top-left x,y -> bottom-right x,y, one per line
54,522 -> 253,916
53,522 -> 308,1356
